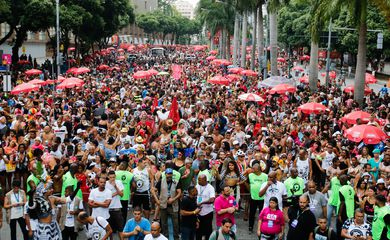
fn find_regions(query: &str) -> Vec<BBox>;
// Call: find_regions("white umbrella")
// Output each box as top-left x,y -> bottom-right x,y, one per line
157,71 -> 170,76
238,93 -> 264,102
259,76 -> 296,88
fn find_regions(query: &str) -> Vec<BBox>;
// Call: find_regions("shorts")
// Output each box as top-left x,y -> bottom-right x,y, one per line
133,191 -> 151,211
108,209 -> 124,232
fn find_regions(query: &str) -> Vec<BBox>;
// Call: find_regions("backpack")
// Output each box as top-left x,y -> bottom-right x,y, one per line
314,226 -> 333,239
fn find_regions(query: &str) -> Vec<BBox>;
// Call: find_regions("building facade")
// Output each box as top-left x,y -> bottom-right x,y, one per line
174,0 -> 195,19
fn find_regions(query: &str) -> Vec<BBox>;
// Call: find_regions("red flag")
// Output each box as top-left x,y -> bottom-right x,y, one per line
183,77 -> 187,90
172,64 -> 182,80
151,97 -> 158,112
168,97 -> 180,124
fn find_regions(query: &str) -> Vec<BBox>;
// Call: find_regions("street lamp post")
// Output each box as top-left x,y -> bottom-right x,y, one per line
325,19 -> 332,90
56,0 -> 60,79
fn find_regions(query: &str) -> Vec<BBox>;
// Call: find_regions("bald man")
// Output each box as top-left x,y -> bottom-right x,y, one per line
287,195 -> 316,240
303,181 -> 327,221
259,171 -> 287,210
144,222 -> 167,240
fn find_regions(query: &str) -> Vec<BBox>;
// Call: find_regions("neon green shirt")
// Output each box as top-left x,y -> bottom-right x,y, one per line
162,169 -> 181,182
284,176 -> 305,200
372,205 -> 390,240
61,172 -> 82,199
26,174 -> 40,196
338,185 -> 355,218
328,176 -> 341,207
115,170 -> 134,201
248,172 -> 268,200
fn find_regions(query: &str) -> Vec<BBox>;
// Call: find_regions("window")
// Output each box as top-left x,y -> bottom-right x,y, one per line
1,24 -> 11,38
39,32 -> 45,41
27,31 -> 34,40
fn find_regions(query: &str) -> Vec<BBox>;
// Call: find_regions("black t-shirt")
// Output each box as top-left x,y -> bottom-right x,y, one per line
312,227 -> 337,240
180,196 -> 197,228
287,207 -> 317,240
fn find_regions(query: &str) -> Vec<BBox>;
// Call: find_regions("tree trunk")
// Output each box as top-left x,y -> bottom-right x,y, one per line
227,32 -> 231,60
354,21 -> 367,106
233,13 -> 240,65
269,12 -> 278,76
241,10 -> 248,67
11,28 -> 27,67
309,40 -> 319,92
218,30 -> 223,58
210,31 -> 214,50
257,6 -> 264,73
251,9 -> 257,70
0,27 -> 14,46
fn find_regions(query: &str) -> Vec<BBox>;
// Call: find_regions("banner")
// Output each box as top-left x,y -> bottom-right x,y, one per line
172,64 -> 182,80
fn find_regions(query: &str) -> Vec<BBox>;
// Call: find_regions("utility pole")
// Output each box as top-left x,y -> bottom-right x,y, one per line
325,19 -> 332,90
56,0 -> 60,79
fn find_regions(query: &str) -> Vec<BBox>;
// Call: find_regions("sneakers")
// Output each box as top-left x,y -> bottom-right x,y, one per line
249,227 -> 253,233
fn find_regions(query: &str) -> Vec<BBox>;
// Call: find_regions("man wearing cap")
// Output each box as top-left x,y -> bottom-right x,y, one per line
119,128 -> 132,148
153,168 -> 182,239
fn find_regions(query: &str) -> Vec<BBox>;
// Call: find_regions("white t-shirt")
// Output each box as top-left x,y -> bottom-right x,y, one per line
260,181 -> 287,210
10,191 -> 24,219
196,184 -> 215,216
24,203 -> 38,231
65,196 -> 84,227
144,233 -> 168,240
88,188 -> 112,219
105,180 -> 124,209
88,217 -> 109,240
53,125 -> 68,143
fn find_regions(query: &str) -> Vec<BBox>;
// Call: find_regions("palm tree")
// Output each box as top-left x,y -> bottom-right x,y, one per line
240,10 -> 248,67
268,0 -> 290,76
307,0 -> 328,92
257,3 -> 265,74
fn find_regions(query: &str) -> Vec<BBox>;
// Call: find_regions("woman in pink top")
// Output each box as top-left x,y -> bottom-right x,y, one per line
257,197 -> 285,240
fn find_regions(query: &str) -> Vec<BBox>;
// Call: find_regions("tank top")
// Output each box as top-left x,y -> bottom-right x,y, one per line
296,157 -> 310,183
322,152 -> 335,170
133,167 -> 150,192
364,199 -> 374,222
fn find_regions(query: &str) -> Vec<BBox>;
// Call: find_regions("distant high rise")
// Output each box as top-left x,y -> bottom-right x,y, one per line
174,0 -> 195,19
131,0 -> 158,14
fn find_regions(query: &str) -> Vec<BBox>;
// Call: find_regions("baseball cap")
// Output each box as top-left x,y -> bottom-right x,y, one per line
77,129 -> 86,134
165,168 -> 173,174
376,178 -> 385,185
233,140 -> 239,145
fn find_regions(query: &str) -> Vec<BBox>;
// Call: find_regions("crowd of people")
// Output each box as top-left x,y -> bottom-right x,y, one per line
0,44 -> 389,240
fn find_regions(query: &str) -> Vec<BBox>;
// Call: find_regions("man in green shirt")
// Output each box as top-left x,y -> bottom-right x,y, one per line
324,174 -> 342,228
178,158 -> 195,193
247,162 -> 268,233
61,163 -> 82,199
26,168 -> 40,197
284,168 -> 305,205
372,194 -> 390,240
337,175 -> 354,239
115,161 -> 133,226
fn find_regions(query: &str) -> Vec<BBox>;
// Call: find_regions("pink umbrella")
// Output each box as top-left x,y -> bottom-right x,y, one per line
269,84 -> 296,94
299,75 -> 309,84
298,102 -> 328,114
209,50 -> 218,55
56,78 -> 84,89
25,69 -> 42,75
344,85 -> 372,95
226,74 -> 241,82
228,67 -> 243,74
206,56 -> 216,61
341,111 -> 371,125
11,83 -> 39,94
207,75 -> 230,85
148,69 -> 159,76
57,76 -> 66,82
292,66 -> 304,72
238,93 -> 264,102
240,69 -> 258,77
133,71 -> 152,79
365,73 -> 377,84
117,56 -> 125,61
117,48 -> 124,53
321,71 -> 336,79
73,67 -> 90,75
344,124 -> 387,144
28,79 -> 46,86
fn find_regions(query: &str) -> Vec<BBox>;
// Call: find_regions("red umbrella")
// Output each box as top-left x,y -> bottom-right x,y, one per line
241,69 -> 258,77
365,73 -> 377,84
119,43 -> 131,49
226,74 -> 241,82
321,71 -> 336,79
292,66 -> 304,72
127,46 -> 136,52
211,59 -> 231,66
207,75 -> 230,85
298,102 -> 328,114
68,47 -> 75,51
117,48 -> 124,53
299,75 -> 309,84
344,124 -> 387,144
11,83 -> 39,94
228,67 -> 243,74
25,69 -> 42,75
344,85 -> 372,95
300,55 -> 310,61
341,111 -> 371,125
28,79 -> 46,86
133,71 -> 152,79
107,47 -> 115,51
238,93 -> 264,102
117,56 -> 125,61
45,79 -> 55,84
206,56 -> 216,61
269,84 -> 296,94
73,67 -> 90,75
57,76 -> 66,82
277,58 -> 286,63
209,50 -> 218,55
97,64 -> 110,71
110,66 -> 121,72
56,78 -> 84,89
148,69 -> 159,76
